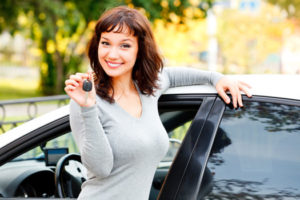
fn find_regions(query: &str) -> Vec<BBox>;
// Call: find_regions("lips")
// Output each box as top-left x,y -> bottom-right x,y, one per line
106,61 -> 123,68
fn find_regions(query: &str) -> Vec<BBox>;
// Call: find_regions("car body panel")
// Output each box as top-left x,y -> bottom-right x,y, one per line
0,105 -> 70,148
166,74 -> 300,100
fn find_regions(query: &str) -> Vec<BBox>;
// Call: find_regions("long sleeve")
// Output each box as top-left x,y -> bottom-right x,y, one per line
159,67 -> 224,94
69,100 -> 113,179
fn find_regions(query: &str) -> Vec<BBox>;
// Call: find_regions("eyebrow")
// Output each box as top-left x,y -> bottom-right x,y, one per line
101,37 -> 134,42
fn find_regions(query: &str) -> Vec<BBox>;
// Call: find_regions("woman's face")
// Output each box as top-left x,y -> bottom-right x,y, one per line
98,26 -> 138,80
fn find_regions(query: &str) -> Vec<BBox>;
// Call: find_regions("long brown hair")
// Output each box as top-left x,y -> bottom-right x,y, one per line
88,6 -> 163,103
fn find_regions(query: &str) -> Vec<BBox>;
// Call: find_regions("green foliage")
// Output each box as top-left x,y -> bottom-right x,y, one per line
0,0 -> 214,95
0,0 -> 19,33
171,121 -> 191,141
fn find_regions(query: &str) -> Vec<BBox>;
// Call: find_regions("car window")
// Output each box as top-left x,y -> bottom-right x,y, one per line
12,132 -> 78,161
202,101 -> 300,199
45,132 -> 79,153
150,107 -> 199,200
159,108 -> 198,162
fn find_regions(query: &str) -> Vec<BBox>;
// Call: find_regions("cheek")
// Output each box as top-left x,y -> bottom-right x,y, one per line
127,49 -> 138,63
98,48 -> 107,62
97,55 -> 107,70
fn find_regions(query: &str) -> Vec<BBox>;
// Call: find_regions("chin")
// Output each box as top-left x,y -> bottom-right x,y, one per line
103,68 -> 126,78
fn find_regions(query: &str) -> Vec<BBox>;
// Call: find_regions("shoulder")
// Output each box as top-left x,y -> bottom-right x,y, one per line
155,68 -> 171,95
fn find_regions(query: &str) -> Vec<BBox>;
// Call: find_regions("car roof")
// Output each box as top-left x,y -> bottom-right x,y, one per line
1,74 -> 299,148
166,74 -> 300,100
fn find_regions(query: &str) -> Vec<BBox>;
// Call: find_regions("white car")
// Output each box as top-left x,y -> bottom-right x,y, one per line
0,75 -> 300,199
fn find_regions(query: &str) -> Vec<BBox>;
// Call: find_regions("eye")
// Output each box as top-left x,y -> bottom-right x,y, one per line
120,44 -> 131,49
100,41 -> 109,46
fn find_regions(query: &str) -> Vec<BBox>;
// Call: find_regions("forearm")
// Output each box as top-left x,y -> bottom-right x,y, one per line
70,100 -> 113,178
165,67 -> 223,88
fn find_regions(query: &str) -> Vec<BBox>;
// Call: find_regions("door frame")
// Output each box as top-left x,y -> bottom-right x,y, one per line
158,96 -> 226,200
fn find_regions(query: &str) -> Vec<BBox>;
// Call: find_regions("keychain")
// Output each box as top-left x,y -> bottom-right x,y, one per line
82,74 -> 92,105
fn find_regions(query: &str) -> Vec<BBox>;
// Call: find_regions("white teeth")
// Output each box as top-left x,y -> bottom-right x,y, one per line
110,63 -> 120,67
107,61 -> 121,68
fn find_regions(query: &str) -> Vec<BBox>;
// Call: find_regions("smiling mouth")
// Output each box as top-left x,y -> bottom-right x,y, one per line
106,61 -> 123,68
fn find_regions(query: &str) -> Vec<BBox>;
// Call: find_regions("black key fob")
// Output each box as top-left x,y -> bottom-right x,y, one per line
83,79 -> 92,92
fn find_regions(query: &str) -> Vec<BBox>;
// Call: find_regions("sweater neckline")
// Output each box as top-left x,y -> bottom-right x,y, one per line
113,82 -> 144,121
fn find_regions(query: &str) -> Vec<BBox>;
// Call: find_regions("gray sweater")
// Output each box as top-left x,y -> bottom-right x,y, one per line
69,67 -> 223,200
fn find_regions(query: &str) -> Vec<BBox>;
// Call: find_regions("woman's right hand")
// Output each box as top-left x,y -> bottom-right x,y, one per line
64,72 -> 96,107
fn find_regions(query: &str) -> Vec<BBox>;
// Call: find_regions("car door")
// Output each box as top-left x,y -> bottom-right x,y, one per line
158,95 -> 226,200
201,96 -> 300,199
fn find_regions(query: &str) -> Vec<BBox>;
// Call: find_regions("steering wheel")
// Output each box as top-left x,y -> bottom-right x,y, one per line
55,153 -> 87,198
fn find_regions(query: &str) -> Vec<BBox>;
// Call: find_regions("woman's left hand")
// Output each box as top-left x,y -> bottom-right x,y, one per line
215,76 -> 252,108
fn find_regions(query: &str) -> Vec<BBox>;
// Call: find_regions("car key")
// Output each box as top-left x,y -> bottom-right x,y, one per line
82,78 -> 92,105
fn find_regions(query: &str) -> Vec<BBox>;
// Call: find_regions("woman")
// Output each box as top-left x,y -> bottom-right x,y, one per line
64,6 -> 251,200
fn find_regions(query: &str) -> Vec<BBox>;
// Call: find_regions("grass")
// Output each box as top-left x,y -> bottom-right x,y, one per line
0,78 -> 41,100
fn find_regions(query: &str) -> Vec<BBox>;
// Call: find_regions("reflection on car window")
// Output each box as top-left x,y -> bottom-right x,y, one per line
159,109 -> 197,163
203,101 -> 300,199
13,132 -> 78,161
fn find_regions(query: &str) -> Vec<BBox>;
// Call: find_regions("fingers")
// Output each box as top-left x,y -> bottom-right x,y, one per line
64,77 -> 81,93
69,73 -> 89,82
65,79 -> 79,87
216,77 -> 249,108
64,72 -> 90,94
227,80 -> 252,108
236,89 -> 242,108
65,73 -> 90,87
217,88 -> 231,104
238,81 -> 252,98
227,84 -> 240,108
64,84 -> 76,92
239,81 -> 252,89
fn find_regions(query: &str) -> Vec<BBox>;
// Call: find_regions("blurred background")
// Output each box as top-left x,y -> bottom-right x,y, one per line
1,0 -> 300,99
0,0 -> 299,132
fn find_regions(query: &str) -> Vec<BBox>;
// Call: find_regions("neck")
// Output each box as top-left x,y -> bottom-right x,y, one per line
111,75 -> 135,98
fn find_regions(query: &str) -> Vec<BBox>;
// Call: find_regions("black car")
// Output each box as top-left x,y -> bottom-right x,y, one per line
0,75 -> 300,199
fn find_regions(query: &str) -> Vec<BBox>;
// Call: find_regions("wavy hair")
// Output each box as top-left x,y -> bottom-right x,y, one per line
87,6 -> 163,103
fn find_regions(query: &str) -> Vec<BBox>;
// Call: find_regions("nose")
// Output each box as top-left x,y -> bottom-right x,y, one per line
107,46 -> 119,60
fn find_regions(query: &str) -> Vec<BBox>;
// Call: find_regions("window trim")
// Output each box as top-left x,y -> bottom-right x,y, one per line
158,96 -> 225,199
240,95 -> 300,106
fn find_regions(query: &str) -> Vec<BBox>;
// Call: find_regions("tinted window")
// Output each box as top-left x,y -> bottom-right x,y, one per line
203,101 -> 300,199
159,108 -> 197,162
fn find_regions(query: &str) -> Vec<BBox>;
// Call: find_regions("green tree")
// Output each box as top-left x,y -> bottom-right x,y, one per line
0,0 -> 213,95
0,0 -> 120,94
